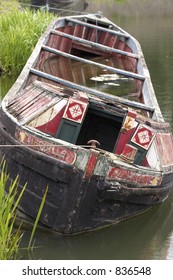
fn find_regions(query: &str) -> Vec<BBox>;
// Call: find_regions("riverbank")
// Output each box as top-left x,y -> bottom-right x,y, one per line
0,5 -> 53,260
0,7 -> 54,75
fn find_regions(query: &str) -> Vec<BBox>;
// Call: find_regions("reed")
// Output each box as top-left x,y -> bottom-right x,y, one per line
28,186 -> 48,250
0,161 -> 48,259
0,162 -> 26,260
0,8 -> 54,74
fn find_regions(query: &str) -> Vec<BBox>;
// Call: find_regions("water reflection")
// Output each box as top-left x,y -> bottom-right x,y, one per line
39,55 -> 137,98
0,74 -> 18,100
102,16 -> 173,126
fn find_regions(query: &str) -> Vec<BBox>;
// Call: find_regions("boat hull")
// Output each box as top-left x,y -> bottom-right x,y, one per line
0,111 -> 173,234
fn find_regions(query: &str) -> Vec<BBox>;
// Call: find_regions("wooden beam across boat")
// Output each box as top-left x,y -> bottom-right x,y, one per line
41,45 -> 145,81
30,68 -> 154,113
65,17 -> 130,39
50,30 -> 139,59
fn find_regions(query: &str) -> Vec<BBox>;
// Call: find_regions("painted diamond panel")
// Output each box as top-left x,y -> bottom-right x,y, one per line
138,130 -> 150,144
69,104 -> 82,118
63,98 -> 88,123
131,124 -> 156,150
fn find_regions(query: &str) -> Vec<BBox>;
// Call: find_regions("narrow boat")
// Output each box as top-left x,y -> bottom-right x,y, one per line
1,14 -> 173,234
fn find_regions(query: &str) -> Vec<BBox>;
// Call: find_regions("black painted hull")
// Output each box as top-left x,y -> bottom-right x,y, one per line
0,111 -> 172,234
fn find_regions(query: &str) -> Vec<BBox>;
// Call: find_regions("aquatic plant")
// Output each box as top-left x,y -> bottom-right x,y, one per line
0,8 -> 54,74
0,162 -> 26,260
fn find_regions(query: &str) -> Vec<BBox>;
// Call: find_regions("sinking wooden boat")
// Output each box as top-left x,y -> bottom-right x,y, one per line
1,14 -> 173,234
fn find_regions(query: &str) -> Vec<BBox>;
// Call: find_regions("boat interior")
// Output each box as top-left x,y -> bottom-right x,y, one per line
6,15 -> 156,154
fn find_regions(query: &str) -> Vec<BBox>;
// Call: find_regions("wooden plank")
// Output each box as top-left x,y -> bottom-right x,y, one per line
65,18 -> 130,39
41,45 -> 144,81
30,68 -> 154,113
50,30 -> 139,59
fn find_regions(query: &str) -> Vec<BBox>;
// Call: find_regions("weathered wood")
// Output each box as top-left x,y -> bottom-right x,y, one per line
41,45 -> 144,80
65,18 -> 130,39
50,29 -> 139,59
30,68 -> 154,113
1,13 -> 173,235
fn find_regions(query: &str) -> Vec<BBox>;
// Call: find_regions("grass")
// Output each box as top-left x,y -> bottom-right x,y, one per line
28,186 -> 48,250
0,8 -> 54,74
0,162 -> 26,260
0,0 -> 19,14
0,4 -> 52,259
0,161 -> 48,259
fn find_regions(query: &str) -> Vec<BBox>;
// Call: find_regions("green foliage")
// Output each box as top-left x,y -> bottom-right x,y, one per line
28,186 -> 48,250
0,0 -> 19,14
0,162 -> 26,260
0,8 -> 54,74
115,0 -> 126,2
0,160 -> 49,259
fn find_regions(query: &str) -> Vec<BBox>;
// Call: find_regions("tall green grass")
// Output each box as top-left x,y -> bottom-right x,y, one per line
0,161 -> 48,259
0,0 -> 19,14
0,8 -> 54,74
28,186 -> 48,250
0,162 -> 26,260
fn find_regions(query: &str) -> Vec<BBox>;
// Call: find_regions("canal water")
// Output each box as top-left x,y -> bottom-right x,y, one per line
1,0 -> 173,260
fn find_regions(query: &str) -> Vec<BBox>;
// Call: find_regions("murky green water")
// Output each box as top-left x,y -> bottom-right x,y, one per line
1,0 -> 173,260
20,196 -> 173,259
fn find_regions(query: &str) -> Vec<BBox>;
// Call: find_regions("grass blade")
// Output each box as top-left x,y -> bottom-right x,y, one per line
28,186 -> 48,249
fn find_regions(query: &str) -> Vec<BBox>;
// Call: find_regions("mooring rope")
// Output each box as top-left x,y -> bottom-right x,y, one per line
0,143 -> 108,155
0,143 -> 92,148
18,2 -> 89,15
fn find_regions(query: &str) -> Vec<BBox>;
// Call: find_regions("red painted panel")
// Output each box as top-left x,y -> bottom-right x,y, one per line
120,144 -> 137,163
117,40 -> 125,51
73,25 -> 85,38
15,128 -> 76,165
131,124 -> 156,150
98,30 -> 107,44
108,166 -> 162,186
156,133 -> 173,166
63,98 -> 88,123
106,34 -> 116,48
85,150 -> 99,178
115,127 -> 136,155
115,111 -> 137,155
89,29 -> 97,42
141,157 -> 150,168
36,106 -> 66,135
20,95 -> 52,118
59,26 -> 73,53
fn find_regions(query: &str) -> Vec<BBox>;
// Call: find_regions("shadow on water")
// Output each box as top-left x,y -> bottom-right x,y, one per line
20,189 -> 173,260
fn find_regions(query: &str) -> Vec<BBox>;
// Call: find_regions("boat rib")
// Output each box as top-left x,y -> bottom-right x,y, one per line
65,17 -> 130,39
30,68 -> 154,113
41,45 -> 144,81
50,29 -> 139,59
